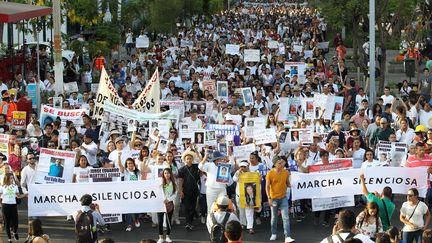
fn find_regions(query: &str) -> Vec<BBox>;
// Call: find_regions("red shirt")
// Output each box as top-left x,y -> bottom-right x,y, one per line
404,154 -> 432,167
8,154 -> 21,172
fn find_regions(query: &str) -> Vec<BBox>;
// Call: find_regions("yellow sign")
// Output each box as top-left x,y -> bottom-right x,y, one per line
239,172 -> 261,208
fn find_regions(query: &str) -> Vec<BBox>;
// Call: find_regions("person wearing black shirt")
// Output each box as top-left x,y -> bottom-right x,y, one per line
178,149 -> 200,231
326,120 -> 346,148
39,123 -> 54,148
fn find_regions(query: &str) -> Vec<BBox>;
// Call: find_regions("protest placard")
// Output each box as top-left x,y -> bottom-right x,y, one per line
53,97 -> 62,108
302,98 -> 315,120
28,180 -> 165,216
225,44 -> 240,55
0,134 -> 11,162
243,49 -> 260,62
185,101 -> 213,118
304,50 -> 313,58
40,105 -> 87,128
12,111 -> 26,130
334,96 -> 344,120
241,87 -> 254,106
377,141 -> 408,167
206,124 -> 241,146
59,133 -> 69,149
89,168 -> 122,182
35,148 -> 76,184
293,44 -> 303,53
27,83 -> 39,109
278,42 -> 285,55
94,67 -> 126,123
205,130 -> 217,146
244,117 -> 266,138
289,128 -> 313,144
291,167 -> 428,200
64,82 -> 79,93
268,40 -> 278,49
317,42 -> 329,49
136,36 -> 150,48
102,214 -> 122,224
254,128 -> 277,145
180,39 -> 194,50
239,172 -> 261,208
91,83 -> 99,94
284,62 -> 307,78
216,164 -> 231,183
202,80 -> 217,96
217,81 -> 229,102
132,70 -> 160,113
233,144 -> 256,161
308,159 -> 353,173
312,196 -> 355,212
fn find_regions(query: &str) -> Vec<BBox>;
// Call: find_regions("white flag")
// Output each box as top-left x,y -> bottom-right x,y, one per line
132,70 -> 160,113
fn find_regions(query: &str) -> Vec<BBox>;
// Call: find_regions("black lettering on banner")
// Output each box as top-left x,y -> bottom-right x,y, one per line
297,179 -> 342,189
353,177 -> 418,186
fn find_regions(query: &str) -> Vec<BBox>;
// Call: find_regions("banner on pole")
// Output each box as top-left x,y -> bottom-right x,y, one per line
132,70 -> 160,113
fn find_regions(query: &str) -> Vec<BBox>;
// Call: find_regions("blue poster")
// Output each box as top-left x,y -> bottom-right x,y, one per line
206,124 -> 241,145
27,84 -> 37,109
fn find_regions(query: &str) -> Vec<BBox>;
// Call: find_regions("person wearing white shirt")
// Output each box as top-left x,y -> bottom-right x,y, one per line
361,150 -> 384,168
20,153 -> 38,191
347,139 -> 365,168
199,149 -> 233,213
418,102 -> 432,129
381,87 -> 394,105
109,137 -> 130,169
396,119 -> 416,143
181,110 -> 203,129
206,194 -> 239,234
77,131 -> 99,167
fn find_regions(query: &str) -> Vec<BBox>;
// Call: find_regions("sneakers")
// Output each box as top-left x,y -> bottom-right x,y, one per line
134,220 -> 141,228
270,234 -> 277,241
165,235 -> 172,243
249,229 -> 255,234
125,225 -> 132,232
157,236 -> 164,243
201,216 -> 206,224
13,232 -> 19,240
285,237 -> 295,243
185,224 -> 193,231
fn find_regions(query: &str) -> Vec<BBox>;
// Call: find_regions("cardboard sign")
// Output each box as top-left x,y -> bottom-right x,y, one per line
12,111 -> 26,130
136,36 -> 150,48
64,82 -> 79,93
225,44 -> 240,55
244,49 -> 260,62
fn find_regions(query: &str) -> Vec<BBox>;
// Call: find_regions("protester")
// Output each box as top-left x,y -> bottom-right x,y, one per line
206,193 -> 239,242
355,202 -> 383,240
25,218 -> 52,243
224,220 -> 243,243
400,188 -> 430,243
73,194 -> 106,243
157,168 -> 177,243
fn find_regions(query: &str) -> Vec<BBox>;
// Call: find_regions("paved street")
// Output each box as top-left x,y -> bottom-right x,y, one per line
1,196 -> 407,242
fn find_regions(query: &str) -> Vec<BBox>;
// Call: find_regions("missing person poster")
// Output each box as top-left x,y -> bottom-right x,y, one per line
244,117 -> 266,138
40,105 -> 87,127
216,164 -> 231,183
12,111 -> 26,130
89,168 -> 122,182
35,148 -> 76,184
254,128 -> 277,145
239,172 -> 261,208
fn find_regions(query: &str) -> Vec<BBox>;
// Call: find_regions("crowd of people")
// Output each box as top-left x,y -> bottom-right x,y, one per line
1,0 -> 432,243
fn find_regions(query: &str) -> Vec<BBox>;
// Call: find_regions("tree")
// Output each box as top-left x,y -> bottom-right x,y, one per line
148,0 -> 183,33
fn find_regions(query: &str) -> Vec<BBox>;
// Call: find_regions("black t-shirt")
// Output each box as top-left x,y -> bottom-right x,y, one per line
178,164 -> 200,195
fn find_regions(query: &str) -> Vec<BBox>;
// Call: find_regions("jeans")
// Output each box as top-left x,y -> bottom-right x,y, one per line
125,213 -> 138,226
199,193 -> 207,217
270,197 -> 291,237
2,203 -> 18,240
157,212 -> 173,235
403,230 -> 423,243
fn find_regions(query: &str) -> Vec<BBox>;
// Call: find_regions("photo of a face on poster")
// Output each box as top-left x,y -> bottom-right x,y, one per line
242,88 -> 254,105
290,130 -> 300,142
216,164 -> 231,183
48,157 -> 64,178
217,81 -> 228,100
194,132 -> 205,145
53,97 -> 63,108
244,183 -> 256,207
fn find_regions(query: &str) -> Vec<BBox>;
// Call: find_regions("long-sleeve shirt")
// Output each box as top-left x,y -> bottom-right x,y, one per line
20,164 -> 37,191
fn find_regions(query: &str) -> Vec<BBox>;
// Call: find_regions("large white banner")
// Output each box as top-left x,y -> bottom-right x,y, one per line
104,101 -> 179,122
94,67 -> 125,123
35,148 -> 76,184
40,105 -> 87,127
132,70 -> 160,113
312,196 -> 355,212
28,180 -> 165,216
291,167 -> 428,200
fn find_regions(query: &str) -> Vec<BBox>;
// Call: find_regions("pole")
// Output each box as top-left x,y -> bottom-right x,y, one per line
53,0 -> 63,96
36,24 -> 40,81
369,0 -> 376,104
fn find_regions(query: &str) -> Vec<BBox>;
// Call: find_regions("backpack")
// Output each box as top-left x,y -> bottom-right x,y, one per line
210,212 -> 231,243
326,232 -> 357,243
75,210 -> 95,243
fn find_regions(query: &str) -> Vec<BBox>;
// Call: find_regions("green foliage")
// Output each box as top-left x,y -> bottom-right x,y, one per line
121,0 -> 149,32
208,0 -> 224,14
148,0 -> 183,33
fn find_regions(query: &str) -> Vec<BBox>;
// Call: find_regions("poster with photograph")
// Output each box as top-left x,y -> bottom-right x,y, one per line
127,119 -> 138,132
149,119 -> 171,139
53,97 -> 63,108
202,80 -> 217,97
91,84 -> 99,94
158,139 -> 169,154
185,101 -> 213,118
289,128 -> 313,144
64,82 -> 79,93
205,130 -> 217,146
242,87 -> 254,106
0,134 -> 11,162
40,105 -> 87,127
12,111 -> 26,130
334,96 -> 344,121
302,98 -> 315,120
218,143 -> 228,154
217,81 -> 229,102
239,172 -> 261,208
284,62 -> 307,79
160,99 -> 185,119
244,117 -> 266,138
35,148 -> 76,184
216,164 -> 231,183
194,130 -> 206,145
59,133 -> 69,148
179,122 -> 193,140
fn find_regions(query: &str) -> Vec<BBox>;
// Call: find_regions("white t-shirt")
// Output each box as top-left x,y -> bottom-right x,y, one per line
0,184 -> 19,204
73,166 -> 91,183
361,160 -> 384,168
381,94 -> 394,105
198,162 -> 230,189
124,169 -> 141,181
320,232 -> 374,243
351,148 -> 366,168
109,149 -> 131,168
396,128 -> 415,144
80,141 -> 98,166
419,110 -> 432,129
401,201 -> 429,232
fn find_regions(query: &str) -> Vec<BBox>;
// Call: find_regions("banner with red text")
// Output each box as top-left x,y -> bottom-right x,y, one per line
132,70 -> 160,113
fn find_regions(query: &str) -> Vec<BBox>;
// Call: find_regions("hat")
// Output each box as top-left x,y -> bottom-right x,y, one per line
313,133 -> 321,138
216,194 -> 229,206
181,149 -> 196,161
239,161 -> 249,167
109,130 -> 120,137
292,86 -> 301,91
357,106 -> 365,111
415,125 -> 427,133
224,113 -> 233,121
334,120 -> 342,125
115,137 -> 124,144
100,157 -> 112,164
211,151 -> 227,162
380,118 -> 388,124
349,128 -> 360,134
335,148 -> 345,153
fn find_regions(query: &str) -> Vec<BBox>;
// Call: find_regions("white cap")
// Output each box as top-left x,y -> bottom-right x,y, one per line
224,113 -> 233,121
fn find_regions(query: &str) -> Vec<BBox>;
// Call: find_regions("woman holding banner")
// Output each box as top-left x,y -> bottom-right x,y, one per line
0,173 -> 27,242
233,161 -> 256,234
118,157 -> 142,232
72,155 -> 91,183
166,151 -> 181,225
